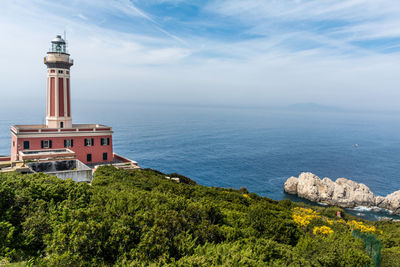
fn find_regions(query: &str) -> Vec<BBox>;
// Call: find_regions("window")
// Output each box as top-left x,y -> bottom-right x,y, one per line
23,141 -> 30,149
84,138 -> 94,146
13,141 -> 15,147
41,140 -> 52,149
103,152 -> 108,161
101,137 -> 110,146
66,71 -> 70,74
60,122 -> 64,128
87,154 -> 92,162
50,69 -> 55,73
64,139 -> 73,148
58,70 -> 63,74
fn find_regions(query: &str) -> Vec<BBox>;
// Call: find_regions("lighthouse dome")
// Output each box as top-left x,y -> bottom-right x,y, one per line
50,35 -> 67,53
51,35 -> 65,44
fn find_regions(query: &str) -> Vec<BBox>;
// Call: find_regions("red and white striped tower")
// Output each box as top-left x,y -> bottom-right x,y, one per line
44,35 -> 74,128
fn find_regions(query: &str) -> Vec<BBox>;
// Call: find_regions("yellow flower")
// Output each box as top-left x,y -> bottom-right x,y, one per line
292,207 -> 321,227
346,220 -> 376,233
242,194 -> 251,200
313,226 -> 334,236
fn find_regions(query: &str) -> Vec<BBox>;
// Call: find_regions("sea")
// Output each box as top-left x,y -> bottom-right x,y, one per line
1,102 -> 400,221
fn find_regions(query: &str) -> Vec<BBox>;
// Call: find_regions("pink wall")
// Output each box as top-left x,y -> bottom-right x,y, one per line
50,77 -> 55,116
58,77 -> 64,116
0,156 -> 11,162
67,78 -> 71,117
11,134 -> 113,164
11,134 -> 18,161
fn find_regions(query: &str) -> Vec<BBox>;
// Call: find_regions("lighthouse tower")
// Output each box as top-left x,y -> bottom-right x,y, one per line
8,34 -> 138,171
44,35 -> 73,128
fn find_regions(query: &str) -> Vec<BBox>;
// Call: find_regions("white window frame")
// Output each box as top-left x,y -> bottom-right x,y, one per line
43,140 -> 51,148
65,139 -> 73,148
85,138 -> 93,146
101,137 -> 110,146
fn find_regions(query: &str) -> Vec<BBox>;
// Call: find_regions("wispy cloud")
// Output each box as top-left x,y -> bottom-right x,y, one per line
205,0 -> 400,55
1,0 -> 400,111
76,14 -> 88,21
104,0 -> 187,43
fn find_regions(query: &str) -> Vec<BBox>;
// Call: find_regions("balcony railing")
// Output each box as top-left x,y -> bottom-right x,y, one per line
11,125 -> 112,134
44,57 -> 73,64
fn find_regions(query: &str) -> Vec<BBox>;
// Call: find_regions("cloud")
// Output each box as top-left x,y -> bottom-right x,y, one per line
76,14 -> 88,21
81,0 -> 187,44
206,0 -> 400,54
0,0 -> 400,111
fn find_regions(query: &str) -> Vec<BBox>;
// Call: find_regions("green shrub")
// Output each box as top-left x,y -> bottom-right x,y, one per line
0,167 -> 398,266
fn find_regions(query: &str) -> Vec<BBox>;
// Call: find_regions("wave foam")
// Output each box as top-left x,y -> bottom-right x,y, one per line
350,206 -> 379,212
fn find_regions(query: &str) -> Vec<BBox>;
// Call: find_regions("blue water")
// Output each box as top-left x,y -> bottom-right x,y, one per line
1,103 -> 400,220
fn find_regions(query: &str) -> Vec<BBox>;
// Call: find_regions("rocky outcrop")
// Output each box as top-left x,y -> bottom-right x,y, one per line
376,190 -> 400,214
284,172 -> 400,214
284,177 -> 298,194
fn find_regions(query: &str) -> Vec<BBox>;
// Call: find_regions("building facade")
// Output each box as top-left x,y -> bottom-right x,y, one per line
10,35 -> 114,165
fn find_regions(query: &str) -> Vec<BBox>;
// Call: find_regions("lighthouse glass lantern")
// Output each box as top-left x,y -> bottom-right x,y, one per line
50,35 -> 67,53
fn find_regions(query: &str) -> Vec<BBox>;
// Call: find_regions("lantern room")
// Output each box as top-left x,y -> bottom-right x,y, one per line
50,35 -> 67,53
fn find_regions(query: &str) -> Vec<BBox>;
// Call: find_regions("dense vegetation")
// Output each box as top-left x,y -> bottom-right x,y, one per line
0,166 -> 399,266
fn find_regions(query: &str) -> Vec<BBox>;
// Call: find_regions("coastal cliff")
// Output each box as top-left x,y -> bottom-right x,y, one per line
284,172 -> 400,214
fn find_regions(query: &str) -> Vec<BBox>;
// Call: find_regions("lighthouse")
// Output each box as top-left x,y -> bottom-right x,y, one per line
44,35 -> 73,128
7,35 -> 137,173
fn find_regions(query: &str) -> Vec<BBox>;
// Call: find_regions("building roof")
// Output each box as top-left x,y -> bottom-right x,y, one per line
19,149 -> 76,161
51,35 -> 65,44
11,124 -> 113,135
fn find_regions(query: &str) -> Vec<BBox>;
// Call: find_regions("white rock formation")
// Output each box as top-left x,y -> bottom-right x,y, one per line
376,190 -> 400,214
284,172 -> 400,214
283,177 -> 298,194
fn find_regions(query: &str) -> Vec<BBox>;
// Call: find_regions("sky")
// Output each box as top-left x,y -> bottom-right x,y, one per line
1,0 -> 400,111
